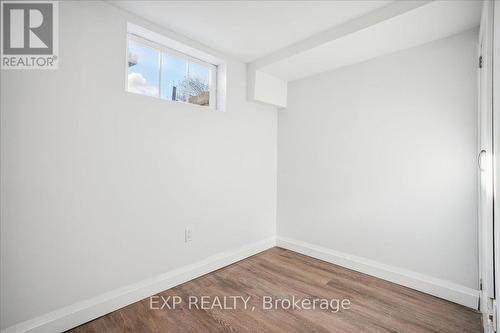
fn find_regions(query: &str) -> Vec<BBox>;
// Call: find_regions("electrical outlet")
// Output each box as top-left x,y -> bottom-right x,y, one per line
185,227 -> 192,243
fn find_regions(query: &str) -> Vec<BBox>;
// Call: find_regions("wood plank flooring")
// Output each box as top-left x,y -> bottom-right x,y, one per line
67,247 -> 482,333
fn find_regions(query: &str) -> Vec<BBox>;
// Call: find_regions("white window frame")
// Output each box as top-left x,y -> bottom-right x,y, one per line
126,33 -> 217,109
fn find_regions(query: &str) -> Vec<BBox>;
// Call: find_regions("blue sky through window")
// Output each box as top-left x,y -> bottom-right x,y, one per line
161,54 -> 186,101
189,62 -> 209,85
127,40 -> 159,97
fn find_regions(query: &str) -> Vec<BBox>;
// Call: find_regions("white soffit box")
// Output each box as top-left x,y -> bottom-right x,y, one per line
253,71 -> 287,108
257,0 -> 482,82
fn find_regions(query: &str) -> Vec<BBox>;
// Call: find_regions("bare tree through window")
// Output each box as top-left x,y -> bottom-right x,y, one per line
174,77 -> 210,106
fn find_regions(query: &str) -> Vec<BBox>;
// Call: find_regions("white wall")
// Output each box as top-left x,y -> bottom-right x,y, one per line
278,30 -> 478,290
0,1 -> 277,329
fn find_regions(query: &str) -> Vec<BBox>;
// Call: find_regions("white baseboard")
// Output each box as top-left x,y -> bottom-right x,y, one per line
3,236 -> 479,333
480,288 -> 495,333
1,237 -> 276,333
276,236 -> 479,309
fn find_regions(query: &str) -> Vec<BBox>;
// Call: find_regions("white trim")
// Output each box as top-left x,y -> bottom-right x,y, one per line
276,236 -> 480,309
127,33 -> 217,70
478,1 -> 496,331
126,22 -> 224,66
492,0 -> 500,331
2,235 -> 480,333
1,237 -> 276,333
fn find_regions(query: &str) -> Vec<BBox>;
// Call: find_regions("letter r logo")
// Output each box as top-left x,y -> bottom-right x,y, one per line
2,2 -> 53,54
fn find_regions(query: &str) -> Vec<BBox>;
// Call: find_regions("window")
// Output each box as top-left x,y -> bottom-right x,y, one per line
127,34 -> 216,108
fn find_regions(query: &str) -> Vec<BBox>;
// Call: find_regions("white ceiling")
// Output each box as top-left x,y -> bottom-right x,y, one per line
260,0 -> 482,81
110,0 -> 392,62
111,0 -> 482,83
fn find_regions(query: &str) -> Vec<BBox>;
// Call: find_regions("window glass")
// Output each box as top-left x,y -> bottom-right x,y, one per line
127,40 -> 160,97
185,62 -> 210,106
161,54 -> 187,102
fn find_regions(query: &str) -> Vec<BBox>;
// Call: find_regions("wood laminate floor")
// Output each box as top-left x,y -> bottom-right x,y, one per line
67,247 -> 482,333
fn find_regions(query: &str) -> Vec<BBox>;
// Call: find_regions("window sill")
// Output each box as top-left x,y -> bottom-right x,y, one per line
125,89 -> 224,112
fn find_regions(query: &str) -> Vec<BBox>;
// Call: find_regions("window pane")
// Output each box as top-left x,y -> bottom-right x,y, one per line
161,54 -> 187,102
127,40 -> 159,97
186,62 -> 210,106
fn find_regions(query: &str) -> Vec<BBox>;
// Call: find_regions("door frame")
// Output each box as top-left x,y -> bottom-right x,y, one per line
479,0 -> 496,331
493,0 -> 500,331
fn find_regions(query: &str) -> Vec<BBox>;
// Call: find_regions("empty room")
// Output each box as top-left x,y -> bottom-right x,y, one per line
1,0 -> 500,332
